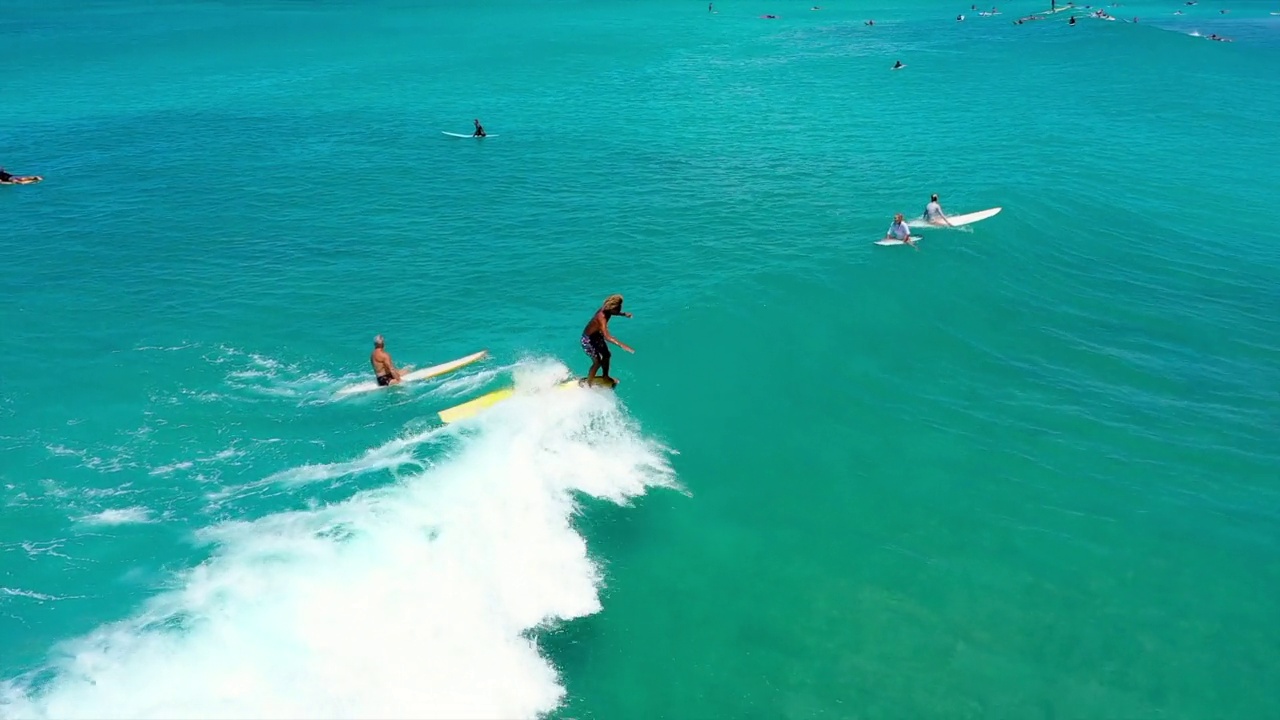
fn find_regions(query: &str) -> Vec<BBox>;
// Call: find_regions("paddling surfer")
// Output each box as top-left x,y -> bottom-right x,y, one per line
884,213 -> 916,246
923,194 -> 953,226
371,335 -> 403,386
472,119 -> 486,137
581,294 -> 633,384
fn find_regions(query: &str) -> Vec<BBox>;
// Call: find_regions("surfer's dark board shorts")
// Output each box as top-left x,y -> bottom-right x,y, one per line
376,374 -> 393,386
581,334 -> 609,361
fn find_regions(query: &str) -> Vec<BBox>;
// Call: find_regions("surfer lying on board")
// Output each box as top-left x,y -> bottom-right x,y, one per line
923,194 -> 953,226
0,167 -> 40,185
473,119 -> 486,137
885,213 -> 916,246
582,294 -> 634,384
371,335 -> 403,386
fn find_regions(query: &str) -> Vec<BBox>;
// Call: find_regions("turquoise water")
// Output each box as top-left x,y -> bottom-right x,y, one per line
3,0 -> 1280,717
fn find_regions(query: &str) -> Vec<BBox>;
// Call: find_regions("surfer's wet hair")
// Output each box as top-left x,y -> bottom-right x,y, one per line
602,294 -> 624,313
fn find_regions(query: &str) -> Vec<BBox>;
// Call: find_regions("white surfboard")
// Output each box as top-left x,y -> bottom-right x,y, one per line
875,235 -> 922,246
335,350 -> 488,397
909,206 -> 1002,228
442,132 -> 498,138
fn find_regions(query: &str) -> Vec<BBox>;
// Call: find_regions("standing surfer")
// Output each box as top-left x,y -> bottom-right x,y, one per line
581,294 -> 633,385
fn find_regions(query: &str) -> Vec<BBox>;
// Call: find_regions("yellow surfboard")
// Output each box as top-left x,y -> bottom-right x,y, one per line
438,376 -> 617,424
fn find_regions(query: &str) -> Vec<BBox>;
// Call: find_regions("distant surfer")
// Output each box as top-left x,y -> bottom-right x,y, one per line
893,60 -> 904,69
866,19 -> 874,25
923,194 -> 953,226
371,335 -> 403,386
884,213 -> 916,246
0,167 -> 40,185
581,294 -> 633,384
957,14 -> 965,20
472,119 -> 486,137
1069,15 -> 1077,23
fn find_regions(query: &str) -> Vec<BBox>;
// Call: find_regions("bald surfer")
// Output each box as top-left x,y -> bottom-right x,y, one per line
371,335 -> 403,386
581,294 -> 633,384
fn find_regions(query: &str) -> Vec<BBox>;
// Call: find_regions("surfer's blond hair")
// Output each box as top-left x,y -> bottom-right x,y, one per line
602,294 -> 624,313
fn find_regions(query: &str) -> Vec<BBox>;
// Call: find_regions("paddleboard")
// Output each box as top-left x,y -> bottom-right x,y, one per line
442,132 -> 497,138
875,235 -> 921,246
335,350 -> 488,397
908,206 -> 1003,228
0,176 -> 42,185
438,376 -> 617,424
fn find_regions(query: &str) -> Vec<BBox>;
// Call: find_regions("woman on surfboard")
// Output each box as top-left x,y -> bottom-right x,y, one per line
0,167 -> 41,185
581,294 -> 633,385
923,194 -> 953,226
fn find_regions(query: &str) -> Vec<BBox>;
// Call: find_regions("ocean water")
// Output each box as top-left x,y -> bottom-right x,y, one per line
3,0 -> 1279,717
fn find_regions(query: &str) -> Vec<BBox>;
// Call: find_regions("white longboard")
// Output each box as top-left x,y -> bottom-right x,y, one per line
442,132 -> 498,138
909,206 -> 1002,228
335,350 -> 488,397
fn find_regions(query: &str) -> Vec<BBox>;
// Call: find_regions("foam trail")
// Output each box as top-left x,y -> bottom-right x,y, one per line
1,359 -> 676,720
74,508 -> 155,526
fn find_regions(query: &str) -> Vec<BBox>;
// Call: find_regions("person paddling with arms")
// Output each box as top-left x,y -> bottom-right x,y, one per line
884,213 -> 917,248
581,294 -> 633,385
370,335 -> 403,386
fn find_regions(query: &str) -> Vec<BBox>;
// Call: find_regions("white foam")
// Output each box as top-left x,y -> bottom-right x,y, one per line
3,358 -> 676,720
74,507 -> 155,526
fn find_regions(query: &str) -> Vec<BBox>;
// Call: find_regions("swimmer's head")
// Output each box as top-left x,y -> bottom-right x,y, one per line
931,194 -> 939,202
374,335 -> 385,348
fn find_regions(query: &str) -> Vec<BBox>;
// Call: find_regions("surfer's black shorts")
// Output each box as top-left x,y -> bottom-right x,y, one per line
581,333 -> 609,361
376,374 -> 393,386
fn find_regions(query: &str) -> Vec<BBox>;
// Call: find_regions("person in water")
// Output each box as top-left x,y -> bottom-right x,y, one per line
1069,15 -> 1077,23
885,213 -> 915,245
370,335 -> 403,386
893,60 -> 904,69
581,294 -> 633,384
473,119 -> 486,137
923,194 -> 953,226
0,167 -> 13,183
